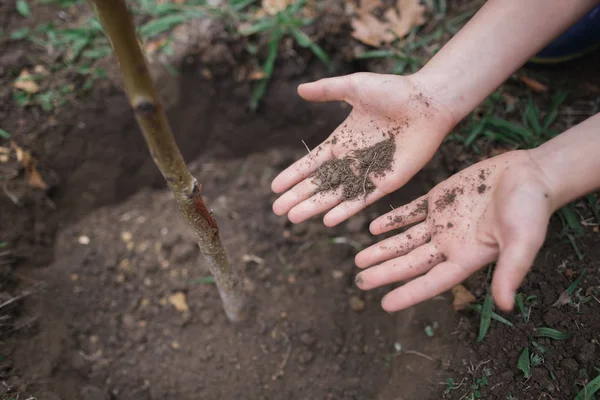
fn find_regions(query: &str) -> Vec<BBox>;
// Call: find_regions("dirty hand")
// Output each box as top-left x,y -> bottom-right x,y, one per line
354,150 -> 554,313
271,72 -> 456,227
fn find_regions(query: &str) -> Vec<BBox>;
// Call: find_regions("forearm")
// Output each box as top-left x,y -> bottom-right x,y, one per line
418,0 -> 599,122
530,113 -> 600,210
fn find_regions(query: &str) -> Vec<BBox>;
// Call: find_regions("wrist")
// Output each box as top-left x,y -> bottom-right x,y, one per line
409,70 -> 461,133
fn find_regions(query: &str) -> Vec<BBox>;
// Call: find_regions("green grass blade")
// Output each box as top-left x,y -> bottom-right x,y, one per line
477,293 -> 493,342
587,194 -> 600,223
17,0 -> 31,17
566,268 -> 586,295
0,128 -> 10,138
230,0 -> 257,11
139,11 -> 204,38
523,97 -> 542,136
11,27 -> 30,40
486,116 -> 533,142
514,293 -> 526,316
517,347 -> 531,378
543,90 -> 569,129
239,18 -> 277,35
191,276 -> 216,284
533,327 -> 571,340
470,303 -> 514,327
356,49 -> 396,59
289,27 -> 331,70
392,60 -> 408,75
575,373 -> 600,400
559,205 -> 584,236
250,28 -> 281,111
464,118 -> 486,146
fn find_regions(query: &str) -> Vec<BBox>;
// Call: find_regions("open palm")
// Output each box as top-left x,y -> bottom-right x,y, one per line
271,72 -> 456,227
355,150 -> 555,312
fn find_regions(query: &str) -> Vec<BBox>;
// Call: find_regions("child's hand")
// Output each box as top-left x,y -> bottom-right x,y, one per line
271,72 -> 456,227
354,150 -> 554,312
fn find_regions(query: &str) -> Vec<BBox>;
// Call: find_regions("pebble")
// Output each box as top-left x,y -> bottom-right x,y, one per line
298,349 -> 314,365
349,296 -> 365,312
78,235 -> 90,245
299,331 -> 316,346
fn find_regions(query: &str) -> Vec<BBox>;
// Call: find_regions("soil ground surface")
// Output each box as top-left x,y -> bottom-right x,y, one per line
1,1 -> 600,399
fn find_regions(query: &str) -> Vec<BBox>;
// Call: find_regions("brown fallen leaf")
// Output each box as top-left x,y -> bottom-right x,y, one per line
351,0 -> 426,47
0,146 -> 10,163
10,141 -> 48,190
248,70 -> 267,81
13,69 -> 40,94
351,12 -> 395,47
33,65 -> 49,75
145,37 -> 168,56
262,0 -> 291,15
384,0 -> 426,39
168,291 -> 189,313
552,290 -> 571,308
451,284 -> 476,311
520,76 -> 548,93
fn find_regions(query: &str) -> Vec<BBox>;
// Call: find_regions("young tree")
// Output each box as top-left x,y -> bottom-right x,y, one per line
92,0 -> 247,322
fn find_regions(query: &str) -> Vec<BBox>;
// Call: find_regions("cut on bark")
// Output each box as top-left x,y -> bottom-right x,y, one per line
91,0 -> 247,322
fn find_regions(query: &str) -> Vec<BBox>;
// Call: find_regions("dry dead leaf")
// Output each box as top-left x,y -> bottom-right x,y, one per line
384,0 -> 426,39
262,0 -> 291,15
145,37 -> 168,56
248,70 -> 267,81
520,76 -> 548,93
351,13 -> 395,47
351,0 -> 426,47
13,69 -> 40,94
168,291 -> 189,313
33,65 -> 49,75
0,146 -> 9,163
451,284 -> 476,311
552,290 -> 571,308
10,141 -> 48,190
357,0 -> 383,13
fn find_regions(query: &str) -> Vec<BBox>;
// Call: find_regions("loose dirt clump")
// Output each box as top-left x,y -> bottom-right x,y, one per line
434,187 -> 462,211
311,137 -> 395,201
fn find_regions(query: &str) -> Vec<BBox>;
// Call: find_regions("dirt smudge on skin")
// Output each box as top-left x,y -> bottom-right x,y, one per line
434,187 -> 462,211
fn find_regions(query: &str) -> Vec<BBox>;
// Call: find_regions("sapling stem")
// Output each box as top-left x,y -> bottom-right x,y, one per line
92,0 -> 247,322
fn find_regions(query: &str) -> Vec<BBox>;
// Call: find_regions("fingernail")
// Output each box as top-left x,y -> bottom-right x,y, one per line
354,274 -> 364,288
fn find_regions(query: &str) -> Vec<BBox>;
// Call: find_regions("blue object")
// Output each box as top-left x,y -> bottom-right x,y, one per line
531,5 -> 600,64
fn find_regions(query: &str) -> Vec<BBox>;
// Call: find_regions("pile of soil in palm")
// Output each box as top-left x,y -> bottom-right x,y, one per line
311,137 -> 395,201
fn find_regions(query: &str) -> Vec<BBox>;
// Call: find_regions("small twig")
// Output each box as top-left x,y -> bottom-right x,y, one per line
362,151 -> 378,200
0,291 -> 33,310
2,184 -> 21,206
404,350 -> 435,362
272,344 -> 292,380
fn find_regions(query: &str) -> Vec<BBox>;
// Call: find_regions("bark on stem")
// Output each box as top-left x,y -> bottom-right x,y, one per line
92,0 -> 246,322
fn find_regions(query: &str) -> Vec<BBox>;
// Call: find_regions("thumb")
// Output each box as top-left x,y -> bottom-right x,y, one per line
298,75 -> 357,104
491,232 -> 546,312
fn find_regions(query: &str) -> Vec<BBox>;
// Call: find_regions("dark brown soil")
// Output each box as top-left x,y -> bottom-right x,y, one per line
312,137 -> 396,201
2,1 -> 600,400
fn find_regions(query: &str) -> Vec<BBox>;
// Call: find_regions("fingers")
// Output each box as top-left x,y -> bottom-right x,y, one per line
287,187 -> 343,224
381,261 -> 469,313
273,179 -> 320,217
271,141 -> 333,194
355,243 -> 442,291
355,223 -> 430,268
322,187 -> 388,227
297,75 -> 357,104
491,234 -> 545,312
369,195 -> 429,235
